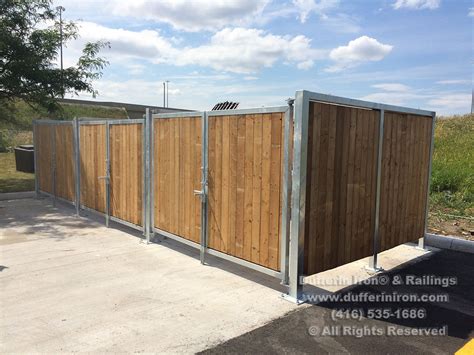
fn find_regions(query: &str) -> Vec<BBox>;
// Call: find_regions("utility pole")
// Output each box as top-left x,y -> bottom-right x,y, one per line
57,6 -> 65,98
163,82 -> 166,107
166,80 -> 170,108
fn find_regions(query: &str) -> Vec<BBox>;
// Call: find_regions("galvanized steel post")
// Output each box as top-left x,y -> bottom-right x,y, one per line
144,108 -> 152,243
105,121 -> 111,227
33,121 -> 39,198
420,112 -> 436,249
368,109 -> 385,272
73,117 -> 81,216
51,123 -> 56,206
149,109 -> 155,242
280,99 -> 294,286
285,90 -> 309,303
199,111 -> 209,264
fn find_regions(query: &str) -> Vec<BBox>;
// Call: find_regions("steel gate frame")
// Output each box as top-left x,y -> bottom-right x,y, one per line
284,90 -> 436,303
32,91 -> 435,305
150,105 -> 292,280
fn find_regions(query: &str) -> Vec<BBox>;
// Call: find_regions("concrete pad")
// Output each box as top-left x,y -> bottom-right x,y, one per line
303,242 -> 436,296
0,198 -> 296,353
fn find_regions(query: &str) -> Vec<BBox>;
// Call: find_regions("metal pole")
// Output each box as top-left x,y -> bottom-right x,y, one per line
149,109 -> 155,241
163,82 -> 166,107
144,108 -> 152,244
368,109 -> 385,272
198,111 -> 209,264
285,90 -> 309,304
105,122 -> 110,227
56,6 -> 65,98
52,124 -> 56,206
33,121 -> 39,197
280,99 -> 294,286
73,117 -> 81,216
420,113 -> 436,249
166,80 -> 169,108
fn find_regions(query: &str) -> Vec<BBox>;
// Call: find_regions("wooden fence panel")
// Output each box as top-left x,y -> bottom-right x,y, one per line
304,102 -> 379,275
36,124 -> 53,194
153,117 -> 202,242
379,113 -> 433,251
80,124 -> 106,213
109,123 -> 143,226
208,113 -> 284,271
54,125 -> 75,202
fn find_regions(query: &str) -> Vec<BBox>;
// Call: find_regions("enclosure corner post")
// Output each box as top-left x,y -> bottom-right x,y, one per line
368,109 -> 385,272
420,112 -> 436,248
284,91 -> 309,304
280,98 -> 294,286
33,121 -> 39,198
73,117 -> 81,216
144,108 -> 152,244
51,122 -> 56,207
200,111 -> 209,265
149,109 -> 155,242
105,121 -> 111,228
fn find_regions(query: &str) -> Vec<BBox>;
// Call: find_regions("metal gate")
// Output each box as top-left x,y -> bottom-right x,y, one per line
151,107 -> 292,279
78,119 -> 146,233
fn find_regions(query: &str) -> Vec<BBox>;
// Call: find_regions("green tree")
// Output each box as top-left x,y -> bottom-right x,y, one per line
0,0 -> 109,116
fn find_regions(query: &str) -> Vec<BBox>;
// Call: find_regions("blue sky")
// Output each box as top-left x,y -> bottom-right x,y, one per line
55,0 -> 472,115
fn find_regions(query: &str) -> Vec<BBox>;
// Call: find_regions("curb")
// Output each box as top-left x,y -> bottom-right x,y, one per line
0,191 -> 35,201
425,233 -> 474,254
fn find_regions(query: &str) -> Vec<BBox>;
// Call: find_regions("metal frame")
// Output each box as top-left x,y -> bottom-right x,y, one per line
284,90 -> 436,303
280,99 -> 294,286
32,92 -> 436,303
153,106 -> 289,279
420,112 -> 437,249
284,91 -> 310,304
367,110 -> 385,272
33,121 -> 39,197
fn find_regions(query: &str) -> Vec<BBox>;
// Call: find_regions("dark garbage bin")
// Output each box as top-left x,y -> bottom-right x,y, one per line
14,145 -> 35,173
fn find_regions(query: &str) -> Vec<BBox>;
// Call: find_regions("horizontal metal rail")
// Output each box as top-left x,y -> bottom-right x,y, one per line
305,91 -> 435,117
207,106 -> 288,116
154,228 -> 281,278
108,119 -> 144,125
109,216 -> 144,232
38,190 -> 75,207
152,106 -> 288,120
33,119 -> 73,125
154,228 -> 200,249
152,111 -> 202,119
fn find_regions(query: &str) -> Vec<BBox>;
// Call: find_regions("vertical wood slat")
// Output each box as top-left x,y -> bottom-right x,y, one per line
36,124 -> 53,194
208,113 -> 284,271
79,124 -> 106,213
379,113 -> 433,251
109,123 -> 143,226
304,102 -> 378,275
153,117 -> 202,243
54,125 -> 75,202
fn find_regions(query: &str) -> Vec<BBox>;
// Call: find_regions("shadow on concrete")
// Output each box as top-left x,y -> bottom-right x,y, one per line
201,249 -> 474,354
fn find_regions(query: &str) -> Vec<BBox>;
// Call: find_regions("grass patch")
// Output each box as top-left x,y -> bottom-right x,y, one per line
0,152 -> 35,193
430,113 -> 474,217
1,100 -> 127,152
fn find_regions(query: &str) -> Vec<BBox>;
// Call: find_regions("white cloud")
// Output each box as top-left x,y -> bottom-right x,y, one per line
111,0 -> 269,32
176,28 -> 324,73
436,80 -> 471,85
469,7 -> 474,17
326,36 -> 393,72
372,83 -> 411,92
70,23 -> 323,74
292,0 -> 339,23
428,94 -> 471,111
392,0 -> 440,10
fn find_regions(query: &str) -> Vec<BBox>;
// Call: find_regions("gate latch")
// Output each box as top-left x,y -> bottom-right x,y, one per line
193,189 -> 205,202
